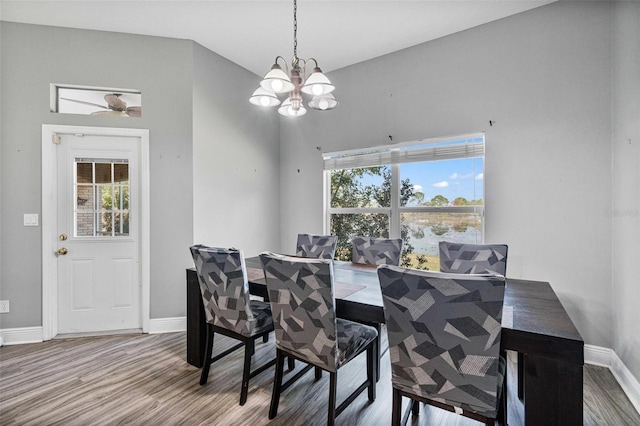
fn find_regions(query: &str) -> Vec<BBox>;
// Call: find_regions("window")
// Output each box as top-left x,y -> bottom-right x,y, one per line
51,84 -> 142,117
324,133 -> 484,269
75,159 -> 130,237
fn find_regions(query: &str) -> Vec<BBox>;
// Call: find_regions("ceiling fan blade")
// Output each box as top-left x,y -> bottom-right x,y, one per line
104,94 -> 127,111
125,106 -> 141,118
60,97 -> 109,109
91,110 -> 129,117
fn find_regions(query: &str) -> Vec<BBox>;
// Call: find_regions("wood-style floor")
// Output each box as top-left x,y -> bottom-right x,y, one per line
1,331 -> 638,425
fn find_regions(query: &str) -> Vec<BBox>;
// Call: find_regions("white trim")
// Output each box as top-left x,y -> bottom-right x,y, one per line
584,344 -> 612,367
147,317 -> 186,334
610,350 -> 640,415
0,327 -> 44,346
0,320 -> 185,345
41,125 -> 150,340
323,132 -> 484,158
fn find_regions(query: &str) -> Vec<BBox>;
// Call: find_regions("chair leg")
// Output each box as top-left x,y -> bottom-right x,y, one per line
199,325 -> 214,385
498,363 -> 507,426
366,342 -> 376,402
239,339 -> 254,406
288,356 -> 296,371
411,399 -> 419,416
315,366 -> 323,380
327,371 -> 337,426
263,334 -> 269,343
269,350 -> 286,419
374,323 -> 381,382
392,388 -> 402,426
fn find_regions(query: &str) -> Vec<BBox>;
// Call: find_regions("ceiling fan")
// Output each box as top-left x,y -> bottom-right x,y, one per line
61,93 -> 141,117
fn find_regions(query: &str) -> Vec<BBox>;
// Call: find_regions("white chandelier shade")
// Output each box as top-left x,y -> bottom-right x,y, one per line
278,97 -> 307,117
259,64 -> 295,94
249,87 -> 281,107
308,93 -> 338,111
301,68 -> 335,96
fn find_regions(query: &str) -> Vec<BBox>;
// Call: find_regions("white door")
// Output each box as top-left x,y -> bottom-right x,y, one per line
56,133 -> 141,333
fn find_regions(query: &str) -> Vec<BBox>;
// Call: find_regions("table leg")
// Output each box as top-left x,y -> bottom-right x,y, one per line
523,354 -> 583,425
187,271 -> 206,368
518,352 -> 524,400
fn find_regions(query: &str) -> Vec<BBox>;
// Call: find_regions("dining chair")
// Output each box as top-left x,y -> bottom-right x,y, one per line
439,241 -> 508,276
259,252 -> 378,426
438,241 -> 519,399
351,236 -> 403,266
189,245 -> 276,406
295,233 -> 338,259
377,265 -> 507,426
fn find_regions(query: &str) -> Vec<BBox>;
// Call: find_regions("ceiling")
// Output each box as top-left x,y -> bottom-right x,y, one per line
0,0 -> 556,75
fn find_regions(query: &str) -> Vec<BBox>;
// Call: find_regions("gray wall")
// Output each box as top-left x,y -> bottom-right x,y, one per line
192,43 -> 281,256
0,21 -> 282,327
280,1 -> 614,348
612,1 -> 640,381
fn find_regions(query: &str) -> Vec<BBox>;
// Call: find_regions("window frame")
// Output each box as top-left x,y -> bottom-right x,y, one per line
323,133 -> 485,250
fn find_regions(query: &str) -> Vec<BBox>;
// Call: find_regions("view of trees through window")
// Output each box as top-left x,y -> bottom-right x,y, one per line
327,141 -> 484,270
76,161 -> 130,237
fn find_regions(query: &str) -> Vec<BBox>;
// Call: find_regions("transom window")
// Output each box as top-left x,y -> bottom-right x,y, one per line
75,158 -> 130,237
324,133 -> 484,270
51,84 -> 142,117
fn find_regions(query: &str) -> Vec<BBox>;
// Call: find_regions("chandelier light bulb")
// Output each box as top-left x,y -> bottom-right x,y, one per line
311,84 -> 323,96
271,79 -> 284,92
318,99 -> 329,110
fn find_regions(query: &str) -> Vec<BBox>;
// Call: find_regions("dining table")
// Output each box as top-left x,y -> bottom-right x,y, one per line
186,257 -> 584,426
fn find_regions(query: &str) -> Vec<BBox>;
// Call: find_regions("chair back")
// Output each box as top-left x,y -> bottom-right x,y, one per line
439,241 -> 508,276
190,245 -> 257,336
352,236 -> 403,266
378,265 -> 506,418
295,233 -> 338,260
259,252 -> 339,372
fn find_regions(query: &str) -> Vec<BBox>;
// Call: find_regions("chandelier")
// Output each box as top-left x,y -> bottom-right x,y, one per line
249,0 -> 338,117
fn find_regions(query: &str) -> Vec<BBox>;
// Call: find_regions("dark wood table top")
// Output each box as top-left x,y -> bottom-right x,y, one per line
244,257 -> 584,365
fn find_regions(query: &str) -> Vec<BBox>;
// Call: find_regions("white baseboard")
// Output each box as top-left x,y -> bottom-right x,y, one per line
0,326 -> 43,346
0,317 -> 186,345
610,350 -> 640,415
584,344 -> 612,367
147,316 -> 186,334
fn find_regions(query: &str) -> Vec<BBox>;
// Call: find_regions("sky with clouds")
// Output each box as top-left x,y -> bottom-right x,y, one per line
401,157 -> 484,203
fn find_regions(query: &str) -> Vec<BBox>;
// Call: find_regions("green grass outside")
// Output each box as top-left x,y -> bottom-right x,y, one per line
402,252 -> 439,271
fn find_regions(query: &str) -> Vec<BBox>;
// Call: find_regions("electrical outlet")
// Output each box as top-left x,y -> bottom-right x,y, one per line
0,300 -> 9,313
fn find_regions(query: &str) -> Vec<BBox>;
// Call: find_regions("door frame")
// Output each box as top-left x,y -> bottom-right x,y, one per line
41,124 -> 150,340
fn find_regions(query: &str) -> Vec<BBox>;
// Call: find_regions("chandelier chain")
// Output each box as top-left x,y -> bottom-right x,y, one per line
293,0 -> 298,62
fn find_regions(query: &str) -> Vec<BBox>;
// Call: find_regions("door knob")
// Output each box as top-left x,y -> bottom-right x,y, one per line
55,247 -> 68,256
59,234 -> 67,241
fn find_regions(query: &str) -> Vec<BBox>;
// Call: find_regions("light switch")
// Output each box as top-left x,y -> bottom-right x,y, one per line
24,214 -> 39,226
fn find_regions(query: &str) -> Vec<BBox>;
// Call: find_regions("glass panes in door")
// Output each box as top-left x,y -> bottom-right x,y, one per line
75,159 -> 130,237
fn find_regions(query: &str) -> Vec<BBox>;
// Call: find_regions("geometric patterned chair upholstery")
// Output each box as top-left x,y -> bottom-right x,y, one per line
377,265 -> 507,425
259,252 -> 378,425
439,240 -> 514,402
439,241 -> 508,276
295,233 -> 338,260
352,236 -> 403,266
189,245 -> 275,406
